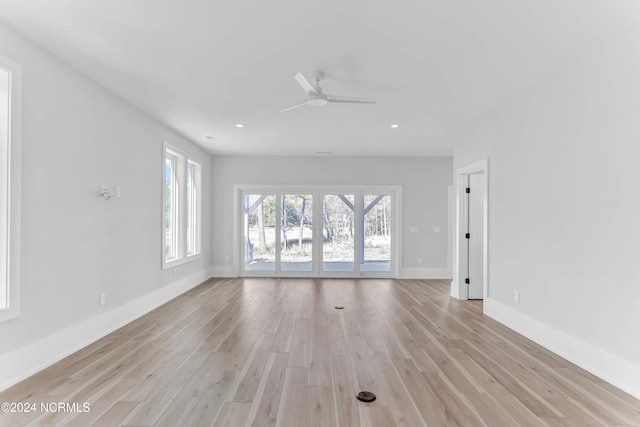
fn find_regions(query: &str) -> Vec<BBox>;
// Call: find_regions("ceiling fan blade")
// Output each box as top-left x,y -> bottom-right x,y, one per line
278,100 -> 307,112
326,95 -> 376,104
294,72 -> 318,95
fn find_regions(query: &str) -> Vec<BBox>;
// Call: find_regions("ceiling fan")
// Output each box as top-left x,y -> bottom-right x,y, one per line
279,72 -> 376,112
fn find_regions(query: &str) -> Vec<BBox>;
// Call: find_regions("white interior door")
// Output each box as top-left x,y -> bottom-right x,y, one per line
467,173 -> 484,299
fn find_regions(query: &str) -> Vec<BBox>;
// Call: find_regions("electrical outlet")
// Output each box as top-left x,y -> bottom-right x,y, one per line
99,293 -> 106,306
514,291 -> 520,304
417,257 -> 423,264
115,185 -> 121,198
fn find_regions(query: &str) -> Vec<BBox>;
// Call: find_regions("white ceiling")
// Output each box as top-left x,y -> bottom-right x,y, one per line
0,0 -> 638,156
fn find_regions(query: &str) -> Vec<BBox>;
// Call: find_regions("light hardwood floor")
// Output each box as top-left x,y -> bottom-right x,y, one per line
1,278 -> 639,426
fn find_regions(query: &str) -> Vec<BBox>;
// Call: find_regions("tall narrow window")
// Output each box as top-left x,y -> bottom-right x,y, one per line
0,54 -> 21,322
164,153 -> 178,261
163,144 -> 201,268
0,65 -> 8,310
186,161 -> 201,256
186,163 -> 193,255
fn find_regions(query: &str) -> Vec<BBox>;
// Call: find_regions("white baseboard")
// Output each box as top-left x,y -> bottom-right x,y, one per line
209,265 -> 237,278
0,268 -> 210,393
484,298 -> 640,400
209,266 -> 451,280
399,267 -> 451,279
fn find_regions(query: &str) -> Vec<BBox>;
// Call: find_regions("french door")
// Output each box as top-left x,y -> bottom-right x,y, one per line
238,186 -> 398,277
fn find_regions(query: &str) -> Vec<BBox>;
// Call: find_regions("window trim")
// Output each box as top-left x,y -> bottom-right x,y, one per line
0,54 -> 22,323
162,142 -> 202,269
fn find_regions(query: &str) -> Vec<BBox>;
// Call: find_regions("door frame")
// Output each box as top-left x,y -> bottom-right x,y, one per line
232,184 -> 401,278
452,159 -> 489,300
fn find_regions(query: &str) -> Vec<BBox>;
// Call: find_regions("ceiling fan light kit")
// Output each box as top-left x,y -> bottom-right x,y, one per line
279,72 -> 376,112
306,97 -> 328,106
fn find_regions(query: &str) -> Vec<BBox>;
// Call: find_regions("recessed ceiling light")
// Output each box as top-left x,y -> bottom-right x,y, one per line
204,135 -> 217,141
315,151 -> 332,155
390,124 -> 399,128
235,124 -> 244,128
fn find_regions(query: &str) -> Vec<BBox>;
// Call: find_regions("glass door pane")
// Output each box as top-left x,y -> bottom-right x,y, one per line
244,194 -> 276,272
322,195 -> 355,272
281,194 -> 313,272
361,194 -> 391,272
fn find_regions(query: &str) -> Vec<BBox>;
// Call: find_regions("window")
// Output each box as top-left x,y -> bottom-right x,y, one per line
0,54 -> 21,323
162,144 -> 201,268
237,185 -> 399,278
186,161 -> 201,256
164,153 -> 178,261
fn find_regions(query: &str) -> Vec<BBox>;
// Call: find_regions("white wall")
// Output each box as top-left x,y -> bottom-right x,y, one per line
211,156 -> 452,277
0,22 -> 212,388
454,25 -> 640,396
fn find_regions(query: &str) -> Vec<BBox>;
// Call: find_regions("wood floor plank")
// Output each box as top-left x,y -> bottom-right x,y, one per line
554,368 -> 640,425
456,337 -> 564,418
464,391 -> 524,427
354,311 -> 387,353
329,356 -> 361,427
346,335 -> 382,396
271,312 -> 295,353
544,397 -> 609,427
288,319 -> 311,368
91,400 -> 140,427
247,352 -> 289,427
123,344 -> 215,425
232,333 -> 276,402
459,331 -> 565,400
364,405 -> 398,427
424,341 -> 486,394
325,312 -> 348,357
262,311 -> 284,335
57,378 -> 139,426
479,383 -> 554,427
1,278 -> 638,427
306,385 -> 335,427
122,332 -> 210,402
276,367 -> 308,427
342,310 -> 364,336
421,371 -> 486,427
182,370 -> 236,427
153,352 -> 226,427
308,327 -> 331,386
391,358 -> 448,426
213,402 -> 252,427
369,349 -> 427,426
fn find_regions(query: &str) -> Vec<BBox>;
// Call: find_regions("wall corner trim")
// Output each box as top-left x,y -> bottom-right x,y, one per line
483,298 -> 640,400
450,279 -> 460,298
0,268 -> 211,392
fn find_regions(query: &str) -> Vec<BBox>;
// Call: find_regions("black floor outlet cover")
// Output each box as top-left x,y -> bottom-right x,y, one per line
356,391 -> 376,402
334,305 -> 344,309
